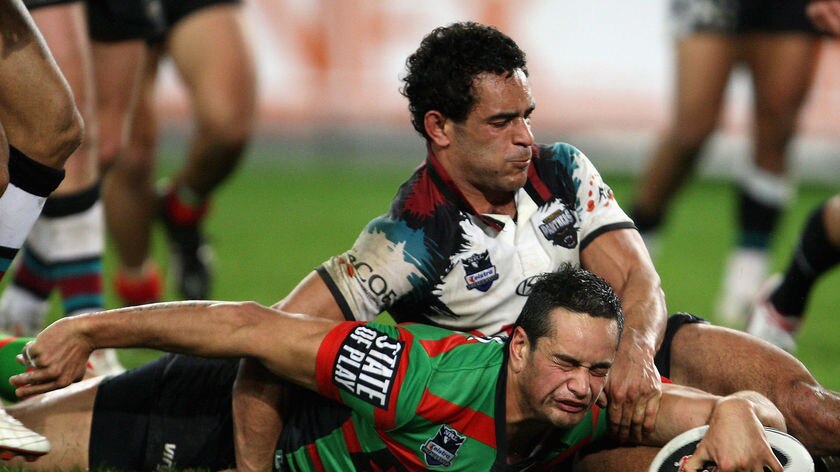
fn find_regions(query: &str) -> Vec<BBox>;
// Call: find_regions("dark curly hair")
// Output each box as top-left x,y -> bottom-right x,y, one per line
514,264 -> 624,348
400,22 -> 528,140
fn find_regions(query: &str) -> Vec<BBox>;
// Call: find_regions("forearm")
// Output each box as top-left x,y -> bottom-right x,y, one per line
54,301 -> 270,357
581,229 -> 667,357
233,358 -> 285,472
617,266 -> 667,360
14,300 -> 335,397
646,386 -> 786,446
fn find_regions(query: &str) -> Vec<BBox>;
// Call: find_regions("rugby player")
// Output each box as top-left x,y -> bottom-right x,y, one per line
0,0 -> 81,459
630,0 -> 821,325
107,0 -> 257,304
8,266 -> 786,471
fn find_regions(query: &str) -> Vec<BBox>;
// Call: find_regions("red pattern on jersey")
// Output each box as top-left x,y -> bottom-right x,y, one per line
418,333 -> 477,357
340,418 -> 362,453
315,322 -> 364,401
305,443 -> 326,472
403,166 -> 446,219
416,388 -> 496,448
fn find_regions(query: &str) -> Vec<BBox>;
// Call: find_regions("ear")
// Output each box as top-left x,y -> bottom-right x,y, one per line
508,326 -> 530,374
424,110 -> 451,147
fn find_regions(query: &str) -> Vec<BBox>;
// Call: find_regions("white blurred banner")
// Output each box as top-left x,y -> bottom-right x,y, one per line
156,0 -> 840,176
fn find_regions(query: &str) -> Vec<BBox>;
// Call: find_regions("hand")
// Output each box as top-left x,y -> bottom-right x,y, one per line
808,0 -> 840,35
9,317 -> 92,399
605,337 -> 662,442
680,399 -> 784,472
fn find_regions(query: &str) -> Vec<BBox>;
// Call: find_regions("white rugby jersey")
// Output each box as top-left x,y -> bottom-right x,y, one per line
317,142 -> 635,335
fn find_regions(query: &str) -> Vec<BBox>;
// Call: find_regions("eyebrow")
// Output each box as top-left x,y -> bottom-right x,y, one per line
554,353 -> 612,371
486,103 -> 536,122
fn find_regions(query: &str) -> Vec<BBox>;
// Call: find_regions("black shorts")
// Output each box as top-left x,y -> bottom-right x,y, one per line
147,0 -> 240,43
89,354 -> 239,471
653,312 -> 708,379
670,0 -> 820,37
23,0 -> 78,10
87,0 -> 166,42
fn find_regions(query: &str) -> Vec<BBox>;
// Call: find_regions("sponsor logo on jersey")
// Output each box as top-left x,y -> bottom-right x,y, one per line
538,206 -> 578,248
462,251 -> 499,292
421,425 -> 466,467
333,325 -> 404,409
515,275 -> 542,297
344,253 -> 398,307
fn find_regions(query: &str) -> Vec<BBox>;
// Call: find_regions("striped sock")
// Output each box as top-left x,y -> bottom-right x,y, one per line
0,246 -> 54,336
28,184 -> 104,316
0,147 -> 65,281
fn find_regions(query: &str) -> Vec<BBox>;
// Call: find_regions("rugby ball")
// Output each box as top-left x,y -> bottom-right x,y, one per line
648,425 -> 813,472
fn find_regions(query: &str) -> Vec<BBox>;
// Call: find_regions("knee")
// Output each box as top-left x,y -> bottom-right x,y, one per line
668,119 -> 716,158
34,106 -> 85,169
195,96 -> 255,153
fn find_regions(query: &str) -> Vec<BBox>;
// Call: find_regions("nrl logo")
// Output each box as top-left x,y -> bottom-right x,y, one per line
421,425 -> 466,467
462,250 -> 499,292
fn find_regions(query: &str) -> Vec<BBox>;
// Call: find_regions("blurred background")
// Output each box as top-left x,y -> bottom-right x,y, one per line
156,0 -> 840,180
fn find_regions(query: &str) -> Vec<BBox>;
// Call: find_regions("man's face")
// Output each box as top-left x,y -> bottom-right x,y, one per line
445,69 -> 535,205
516,309 -> 618,429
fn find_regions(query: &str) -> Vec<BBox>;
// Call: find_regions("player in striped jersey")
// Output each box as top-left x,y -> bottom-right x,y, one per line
5,265 -> 784,471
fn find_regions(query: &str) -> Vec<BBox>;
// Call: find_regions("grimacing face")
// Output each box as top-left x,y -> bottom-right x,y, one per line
517,308 -> 618,429
445,68 -> 535,206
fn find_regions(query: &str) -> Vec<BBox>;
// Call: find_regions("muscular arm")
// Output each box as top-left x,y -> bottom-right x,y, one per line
646,385 -> 786,446
651,385 -> 786,471
11,300 -> 339,397
581,228 -> 667,441
235,270 -> 346,472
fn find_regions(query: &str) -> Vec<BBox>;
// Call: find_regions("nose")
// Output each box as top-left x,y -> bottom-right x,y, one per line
513,117 -> 534,146
567,367 -> 591,399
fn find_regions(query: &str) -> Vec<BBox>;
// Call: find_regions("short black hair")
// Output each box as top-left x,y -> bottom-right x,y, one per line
400,21 -> 528,140
515,264 -> 624,347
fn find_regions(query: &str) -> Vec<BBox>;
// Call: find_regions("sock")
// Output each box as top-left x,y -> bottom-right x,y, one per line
0,146 -> 65,280
32,185 -> 104,316
736,167 -> 792,250
0,334 -> 31,402
630,204 -> 663,235
0,246 -> 54,336
162,184 -> 209,226
771,201 -> 840,318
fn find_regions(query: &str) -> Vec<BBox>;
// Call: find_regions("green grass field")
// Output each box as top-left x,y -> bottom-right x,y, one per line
19,151 -> 840,391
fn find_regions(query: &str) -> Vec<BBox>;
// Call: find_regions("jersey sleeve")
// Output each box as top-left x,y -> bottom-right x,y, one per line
315,321 -> 430,430
548,143 -> 635,250
317,215 -> 436,321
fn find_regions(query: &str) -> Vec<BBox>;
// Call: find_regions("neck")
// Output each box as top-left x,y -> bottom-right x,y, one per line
505,372 -> 552,462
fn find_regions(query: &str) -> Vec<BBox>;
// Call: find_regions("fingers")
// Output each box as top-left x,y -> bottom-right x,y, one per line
17,341 -> 39,369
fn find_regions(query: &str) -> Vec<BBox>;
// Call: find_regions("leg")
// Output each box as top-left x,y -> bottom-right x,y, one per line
669,322 -> 840,456
0,0 -> 82,170
632,33 -> 736,251
0,0 -> 81,282
161,3 -> 257,300
748,195 -> 840,350
102,45 -> 164,305
716,32 -> 820,325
